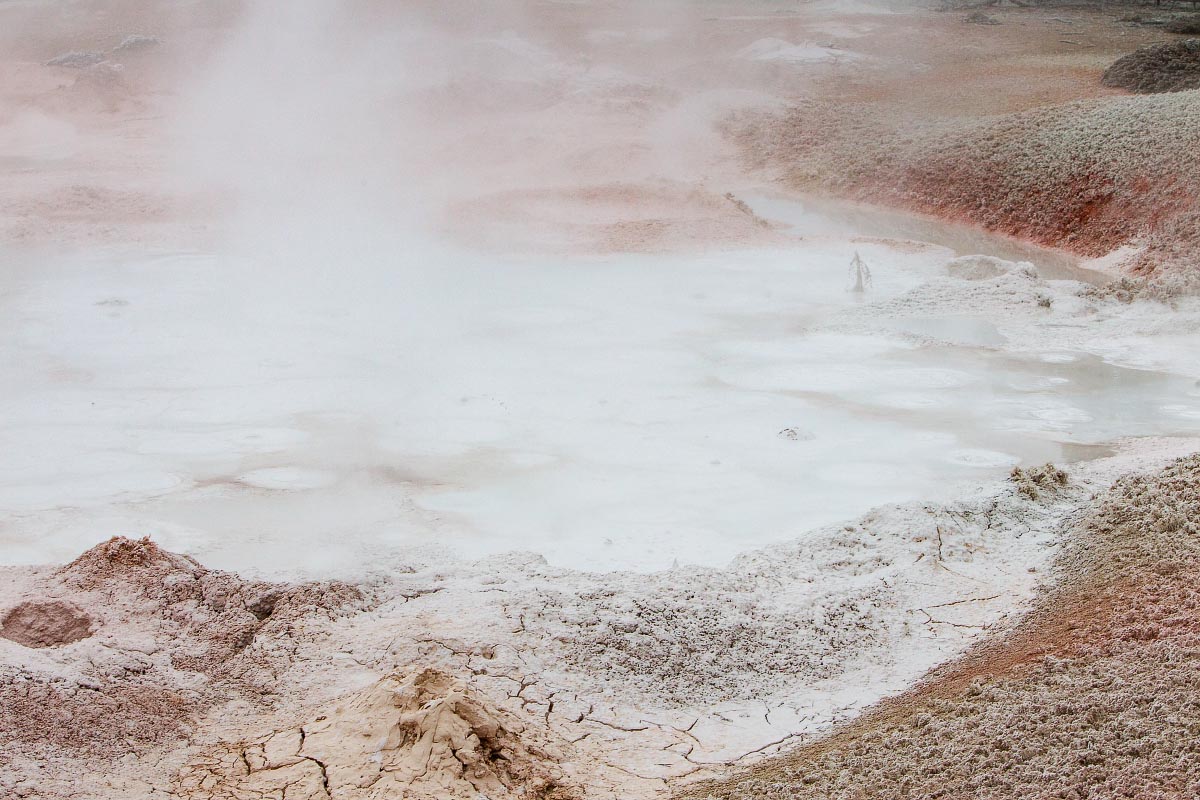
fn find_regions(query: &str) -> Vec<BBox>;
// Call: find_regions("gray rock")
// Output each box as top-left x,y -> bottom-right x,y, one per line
965,11 -> 1001,24
45,51 -> 106,69
112,34 -> 160,53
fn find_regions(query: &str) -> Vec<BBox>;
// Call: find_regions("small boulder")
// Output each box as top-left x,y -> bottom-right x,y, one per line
112,34 -> 160,54
965,11 -> 1000,25
945,255 -> 1014,281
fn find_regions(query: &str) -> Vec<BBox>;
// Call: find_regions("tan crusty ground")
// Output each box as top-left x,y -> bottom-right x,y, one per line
175,669 -> 579,800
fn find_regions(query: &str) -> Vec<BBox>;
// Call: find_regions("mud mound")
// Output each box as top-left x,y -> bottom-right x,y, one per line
55,536 -> 365,694
59,535 -> 204,595
1102,39 -> 1200,94
0,537 -> 378,795
60,535 -> 362,621
944,255 -> 1015,281
59,538 -> 265,676
681,455 -> 1200,800
0,600 -> 93,648
177,670 -> 577,800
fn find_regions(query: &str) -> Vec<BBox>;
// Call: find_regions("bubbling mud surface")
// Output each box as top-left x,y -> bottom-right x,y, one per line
4,233 -> 1200,577
2,0 -> 1196,579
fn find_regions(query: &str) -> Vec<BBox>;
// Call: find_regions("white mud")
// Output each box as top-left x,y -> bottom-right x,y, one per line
3,242 -> 1200,578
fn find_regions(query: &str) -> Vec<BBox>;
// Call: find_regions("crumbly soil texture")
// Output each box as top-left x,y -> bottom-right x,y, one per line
733,10 -> 1200,291
3,438 -> 1198,799
682,453 -> 1200,800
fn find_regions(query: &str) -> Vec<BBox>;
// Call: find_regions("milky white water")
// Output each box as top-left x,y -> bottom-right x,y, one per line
3,221 -> 1199,576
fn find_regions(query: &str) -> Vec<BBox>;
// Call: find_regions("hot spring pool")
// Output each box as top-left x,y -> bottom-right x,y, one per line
2,225 -> 1198,575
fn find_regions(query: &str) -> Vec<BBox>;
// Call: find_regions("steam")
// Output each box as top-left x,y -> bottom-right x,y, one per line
3,0 -> 958,574
165,0 -> 750,257
154,0 -> 746,417
170,3 -> 430,253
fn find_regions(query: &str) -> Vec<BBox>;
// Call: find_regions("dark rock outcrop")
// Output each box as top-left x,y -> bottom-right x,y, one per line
1102,39 -> 1200,94
1166,15 -> 1200,34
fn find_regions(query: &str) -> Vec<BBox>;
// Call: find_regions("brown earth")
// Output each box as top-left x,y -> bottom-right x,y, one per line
0,536 -> 368,795
733,8 -> 1200,291
680,454 -> 1200,800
